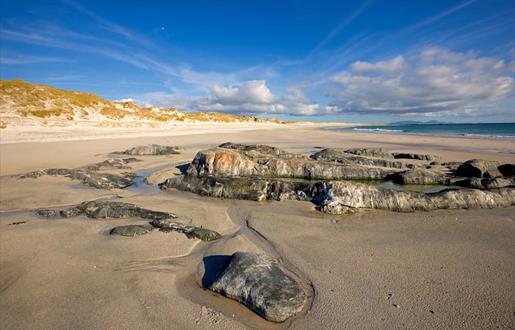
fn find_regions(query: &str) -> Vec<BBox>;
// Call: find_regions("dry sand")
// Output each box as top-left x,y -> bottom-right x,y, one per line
1,124 -> 514,329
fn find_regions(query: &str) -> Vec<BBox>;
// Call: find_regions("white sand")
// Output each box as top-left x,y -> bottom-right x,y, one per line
0,125 -> 514,329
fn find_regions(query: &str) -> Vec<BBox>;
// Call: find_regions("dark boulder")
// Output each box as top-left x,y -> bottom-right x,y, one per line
455,159 -> 501,178
206,252 -> 306,322
454,177 -> 484,189
498,164 -> 515,177
392,152 -> 436,161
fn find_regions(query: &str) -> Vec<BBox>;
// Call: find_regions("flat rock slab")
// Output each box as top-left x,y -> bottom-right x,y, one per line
118,144 -> 181,156
206,252 -> 307,322
151,219 -> 221,241
36,200 -> 177,220
17,168 -> 134,189
110,224 -> 154,236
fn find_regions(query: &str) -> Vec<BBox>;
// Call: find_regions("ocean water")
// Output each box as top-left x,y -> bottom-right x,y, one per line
327,123 -> 515,139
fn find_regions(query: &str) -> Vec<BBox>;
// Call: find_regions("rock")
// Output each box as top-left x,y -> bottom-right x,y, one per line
110,224 -> 154,236
36,200 -> 177,220
165,175 -> 515,214
150,219 -> 221,241
161,175 -> 321,202
442,161 -> 463,172
386,168 -> 450,185
83,158 -> 140,171
392,152 -> 436,161
36,209 -> 60,217
481,177 -> 514,189
18,168 -> 134,189
344,148 -> 391,158
311,148 -> 408,169
206,252 -> 306,322
315,180 -> 515,214
187,146 -> 398,181
118,144 -> 181,156
452,176 -> 514,190
162,143 -> 515,214
454,177 -> 484,189
498,164 -> 515,177
219,142 -> 300,159
455,159 -> 501,178
17,170 -> 45,179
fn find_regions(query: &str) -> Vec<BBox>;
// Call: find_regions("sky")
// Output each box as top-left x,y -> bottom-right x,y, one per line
0,0 -> 514,123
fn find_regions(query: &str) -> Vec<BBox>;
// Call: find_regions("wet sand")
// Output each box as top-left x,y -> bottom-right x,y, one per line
1,125 -> 514,329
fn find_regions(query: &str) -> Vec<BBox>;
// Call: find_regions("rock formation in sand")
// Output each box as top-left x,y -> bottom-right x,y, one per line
150,219 -> 221,241
455,159 -> 502,178
116,144 -> 181,156
161,143 -> 515,214
37,200 -> 177,220
205,252 -> 307,322
187,143 -> 398,180
17,158 -> 139,189
110,224 -> 155,236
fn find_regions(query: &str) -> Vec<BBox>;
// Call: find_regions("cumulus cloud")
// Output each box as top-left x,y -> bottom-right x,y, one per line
197,80 -> 337,116
329,47 -> 514,115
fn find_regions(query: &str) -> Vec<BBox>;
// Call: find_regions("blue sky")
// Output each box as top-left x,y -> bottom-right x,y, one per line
0,0 -> 514,122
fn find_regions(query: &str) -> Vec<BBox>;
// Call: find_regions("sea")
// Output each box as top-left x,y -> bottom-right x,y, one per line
326,123 -> 515,139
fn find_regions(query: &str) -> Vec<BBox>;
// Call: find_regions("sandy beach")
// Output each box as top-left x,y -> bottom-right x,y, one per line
1,124 -> 514,329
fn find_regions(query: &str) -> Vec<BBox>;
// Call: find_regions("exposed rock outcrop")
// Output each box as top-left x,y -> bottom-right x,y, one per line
454,177 -> 514,189
36,200 -> 177,220
187,146 -> 398,181
110,224 -> 155,236
311,148 -> 409,169
344,148 -> 391,158
206,252 -> 306,322
117,144 -> 181,156
18,168 -> 134,189
151,219 -> 221,241
162,143 -> 515,214
315,181 -> 515,214
498,164 -> 515,177
17,158 -> 139,189
163,175 -> 515,214
161,175 -> 316,202
392,152 -> 436,161
455,159 -> 501,178
84,158 -> 140,171
386,168 -> 450,185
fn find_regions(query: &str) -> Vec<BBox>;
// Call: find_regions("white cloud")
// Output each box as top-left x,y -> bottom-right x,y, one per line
329,47 -> 514,115
211,80 -> 274,104
350,56 -> 405,73
196,80 -> 336,116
